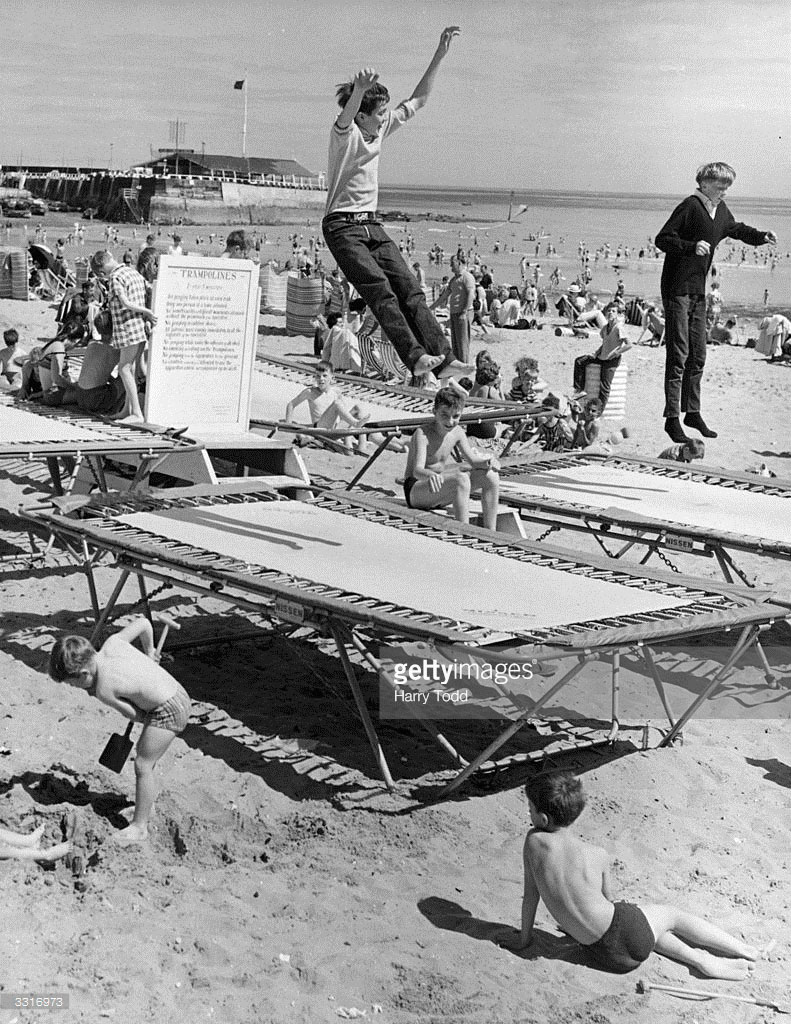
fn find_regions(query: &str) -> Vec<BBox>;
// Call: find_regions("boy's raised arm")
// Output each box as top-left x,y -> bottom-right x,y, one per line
409,26 -> 460,110
113,617 -> 156,658
336,68 -> 380,129
285,387 -> 311,422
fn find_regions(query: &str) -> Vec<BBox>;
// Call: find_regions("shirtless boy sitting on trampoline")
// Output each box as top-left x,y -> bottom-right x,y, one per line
499,771 -> 759,979
403,388 -> 500,530
49,618 -> 191,847
285,361 -> 402,454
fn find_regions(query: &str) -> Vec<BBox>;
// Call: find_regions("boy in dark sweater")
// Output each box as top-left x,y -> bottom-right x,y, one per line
656,162 -> 776,443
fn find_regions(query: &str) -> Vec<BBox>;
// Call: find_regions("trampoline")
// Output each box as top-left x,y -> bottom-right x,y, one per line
0,396 -> 203,497
24,480 -> 786,793
497,451 -> 791,586
251,356 -> 529,488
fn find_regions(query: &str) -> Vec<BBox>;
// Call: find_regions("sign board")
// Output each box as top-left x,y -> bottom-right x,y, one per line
145,255 -> 260,433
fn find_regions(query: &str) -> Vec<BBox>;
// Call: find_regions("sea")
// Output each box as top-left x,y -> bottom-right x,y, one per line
379,185 -> 791,313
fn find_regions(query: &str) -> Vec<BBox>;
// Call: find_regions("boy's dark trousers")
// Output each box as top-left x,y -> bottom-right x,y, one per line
322,216 -> 451,373
662,293 -> 706,418
573,353 -> 621,409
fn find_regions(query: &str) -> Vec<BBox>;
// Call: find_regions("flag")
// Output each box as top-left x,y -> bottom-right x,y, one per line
234,80 -> 245,90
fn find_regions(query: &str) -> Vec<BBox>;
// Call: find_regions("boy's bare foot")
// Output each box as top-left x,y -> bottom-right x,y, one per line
413,354 -> 444,377
437,360 -> 475,380
116,414 -> 145,425
113,824 -> 149,846
696,952 -> 752,980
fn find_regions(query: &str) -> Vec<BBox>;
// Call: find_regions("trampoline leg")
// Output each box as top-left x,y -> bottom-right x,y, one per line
660,625 -> 759,747
345,632 -> 468,767
641,647 -> 677,727
608,652 -> 620,743
330,623 -> 396,791
755,637 -> 779,688
83,541 -> 102,622
441,655 -> 592,797
89,568 -> 132,645
713,546 -> 752,587
345,434 -> 393,491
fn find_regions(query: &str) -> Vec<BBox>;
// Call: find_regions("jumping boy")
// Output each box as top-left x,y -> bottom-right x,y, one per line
49,619 -> 191,846
322,26 -> 473,382
403,388 -> 500,530
500,772 -> 759,978
656,162 -> 776,443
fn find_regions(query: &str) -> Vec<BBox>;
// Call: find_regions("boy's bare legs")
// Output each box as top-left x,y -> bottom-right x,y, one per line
409,470 -> 472,523
113,342 -> 145,423
470,468 -> 500,531
115,724 -> 175,845
642,904 -> 759,980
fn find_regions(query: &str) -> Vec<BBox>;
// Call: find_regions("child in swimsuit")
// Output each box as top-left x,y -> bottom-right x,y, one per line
285,360 -> 403,455
49,618 -> 191,847
498,771 -> 759,978
403,387 -> 500,530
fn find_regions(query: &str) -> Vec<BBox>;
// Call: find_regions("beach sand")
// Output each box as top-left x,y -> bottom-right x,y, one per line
0,281 -> 790,1021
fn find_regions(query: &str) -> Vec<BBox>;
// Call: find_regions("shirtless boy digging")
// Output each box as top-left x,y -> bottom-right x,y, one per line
500,771 -> 760,978
49,618 -> 191,846
404,388 -> 500,530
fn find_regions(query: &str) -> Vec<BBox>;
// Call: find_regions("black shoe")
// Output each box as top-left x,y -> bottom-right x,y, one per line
664,417 -> 690,444
684,413 -> 718,438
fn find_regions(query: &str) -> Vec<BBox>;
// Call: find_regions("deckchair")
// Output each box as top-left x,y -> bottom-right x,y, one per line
23,481 -> 787,793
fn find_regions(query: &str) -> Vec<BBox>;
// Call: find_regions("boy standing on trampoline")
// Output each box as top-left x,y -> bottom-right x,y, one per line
403,388 -> 500,530
322,26 -> 473,383
49,619 -> 191,847
499,772 -> 759,979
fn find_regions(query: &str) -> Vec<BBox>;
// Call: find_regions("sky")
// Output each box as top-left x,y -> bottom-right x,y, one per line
2,0 -> 789,197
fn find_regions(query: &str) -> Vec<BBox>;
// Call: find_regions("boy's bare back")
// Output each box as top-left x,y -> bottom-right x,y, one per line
525,828 -> 614,945
94,636 -> 179,711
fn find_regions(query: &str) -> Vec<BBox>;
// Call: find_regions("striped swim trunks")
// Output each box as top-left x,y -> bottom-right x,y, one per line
144,683 -> 192,735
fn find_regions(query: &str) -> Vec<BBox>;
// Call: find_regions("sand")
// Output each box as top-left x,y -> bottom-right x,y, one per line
0,281 -> 790,1022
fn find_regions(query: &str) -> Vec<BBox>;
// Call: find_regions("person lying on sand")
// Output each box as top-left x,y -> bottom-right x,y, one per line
498,772 -> 760,979
49,618 -> 191,847
0,824 -> 71,863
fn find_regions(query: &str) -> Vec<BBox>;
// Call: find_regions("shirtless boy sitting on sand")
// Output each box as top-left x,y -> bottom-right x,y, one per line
500,771 -> 759,978
403,388 -> 500,530
49,618 -> 191,847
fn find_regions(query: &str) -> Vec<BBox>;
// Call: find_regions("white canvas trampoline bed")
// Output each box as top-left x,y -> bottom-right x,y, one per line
497,451 -> 791,586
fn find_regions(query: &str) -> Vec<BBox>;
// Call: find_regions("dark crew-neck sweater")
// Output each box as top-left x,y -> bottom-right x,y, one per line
656,195 -> 767,297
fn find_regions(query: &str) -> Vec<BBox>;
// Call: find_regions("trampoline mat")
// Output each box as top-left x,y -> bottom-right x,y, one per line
251,367 -> 424,426
118,501 -> 693,636
0,402 -> 112,445
500,463 -> 791,544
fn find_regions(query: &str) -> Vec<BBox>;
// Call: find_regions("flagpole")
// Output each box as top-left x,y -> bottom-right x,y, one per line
242,80 -> 248,158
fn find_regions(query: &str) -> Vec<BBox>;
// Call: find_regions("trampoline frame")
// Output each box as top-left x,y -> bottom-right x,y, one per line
497,451 -> 791,586
252,356 -> 532,488
0,397 -> 203,498
21,481 -> 787,793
